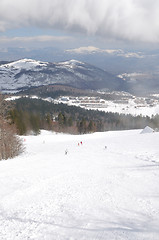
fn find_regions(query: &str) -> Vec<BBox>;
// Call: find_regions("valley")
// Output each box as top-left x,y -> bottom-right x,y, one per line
6,90 -> 159,117
55,92 -> 159,117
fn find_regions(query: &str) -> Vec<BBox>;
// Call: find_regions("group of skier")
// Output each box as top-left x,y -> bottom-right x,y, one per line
65,141 -> 83,155
78,141 -> 83,146
65,142 -> 107,155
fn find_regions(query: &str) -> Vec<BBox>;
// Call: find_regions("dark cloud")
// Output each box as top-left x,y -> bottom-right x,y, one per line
0,0 -> 159,43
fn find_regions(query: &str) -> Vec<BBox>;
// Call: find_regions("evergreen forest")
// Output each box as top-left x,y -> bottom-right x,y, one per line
7,97 -> 159,135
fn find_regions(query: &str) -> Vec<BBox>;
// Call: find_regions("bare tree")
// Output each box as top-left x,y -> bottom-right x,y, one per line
0,117 -> 24,160
0,94 -> 24,160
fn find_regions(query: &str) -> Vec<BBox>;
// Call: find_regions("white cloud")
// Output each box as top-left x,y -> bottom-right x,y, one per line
0,0 -> 159,43
66,46 -> 103,54
66,46 -> 123,54
66,46 -> 144,58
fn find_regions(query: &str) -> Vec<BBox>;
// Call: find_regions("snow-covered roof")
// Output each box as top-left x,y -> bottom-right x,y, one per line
140,126 -> 154,134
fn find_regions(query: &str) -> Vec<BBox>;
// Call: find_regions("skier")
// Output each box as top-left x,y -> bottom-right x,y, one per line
65,149 -> 68,155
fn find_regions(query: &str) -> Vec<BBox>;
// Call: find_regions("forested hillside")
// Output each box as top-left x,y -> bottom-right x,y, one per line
8,97 -> 159,135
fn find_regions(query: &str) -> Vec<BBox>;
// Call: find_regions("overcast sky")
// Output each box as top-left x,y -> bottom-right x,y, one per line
0,0 -> 159,51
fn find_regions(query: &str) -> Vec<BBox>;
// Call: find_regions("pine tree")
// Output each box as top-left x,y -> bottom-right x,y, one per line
30,113 -> 40,135
88,120 -> 96,132
78,118 -> 87,134
68,116 -> 73,127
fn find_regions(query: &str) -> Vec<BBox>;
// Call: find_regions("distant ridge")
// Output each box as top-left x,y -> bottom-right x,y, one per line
0,58 -> 125,93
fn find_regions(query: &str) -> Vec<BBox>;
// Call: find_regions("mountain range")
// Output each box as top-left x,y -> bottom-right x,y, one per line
1,47 -> 159,74
0,58 -> 125,93
1,58 -> 159,96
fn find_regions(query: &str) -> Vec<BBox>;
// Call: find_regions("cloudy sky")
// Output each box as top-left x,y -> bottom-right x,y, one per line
0,0 -> 159,53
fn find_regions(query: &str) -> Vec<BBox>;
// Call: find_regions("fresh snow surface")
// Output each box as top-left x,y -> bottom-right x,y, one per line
0,130 -> 159,240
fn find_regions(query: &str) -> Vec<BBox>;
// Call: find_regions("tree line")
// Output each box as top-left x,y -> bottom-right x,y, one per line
7,97 -> 159,135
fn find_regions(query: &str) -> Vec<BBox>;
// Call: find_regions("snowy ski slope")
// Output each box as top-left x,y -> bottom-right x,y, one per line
0,129 -> 159,240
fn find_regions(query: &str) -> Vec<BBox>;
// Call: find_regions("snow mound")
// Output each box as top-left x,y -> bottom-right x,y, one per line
140,126 -> 154,134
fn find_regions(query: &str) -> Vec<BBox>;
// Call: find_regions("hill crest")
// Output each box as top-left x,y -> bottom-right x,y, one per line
0,58 -> 125,93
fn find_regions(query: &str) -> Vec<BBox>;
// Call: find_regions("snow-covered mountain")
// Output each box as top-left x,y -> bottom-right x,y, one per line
0,58 -> 124,92
66,46 -> 144,59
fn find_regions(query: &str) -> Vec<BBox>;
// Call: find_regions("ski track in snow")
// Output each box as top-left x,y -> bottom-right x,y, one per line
0,130 -> 159,239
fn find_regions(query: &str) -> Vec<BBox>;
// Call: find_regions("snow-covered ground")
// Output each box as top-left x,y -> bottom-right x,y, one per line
87,101 -> 159,117
5,94 -> 159,117
0,129 -> 159,240
53,97 -> 159,117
